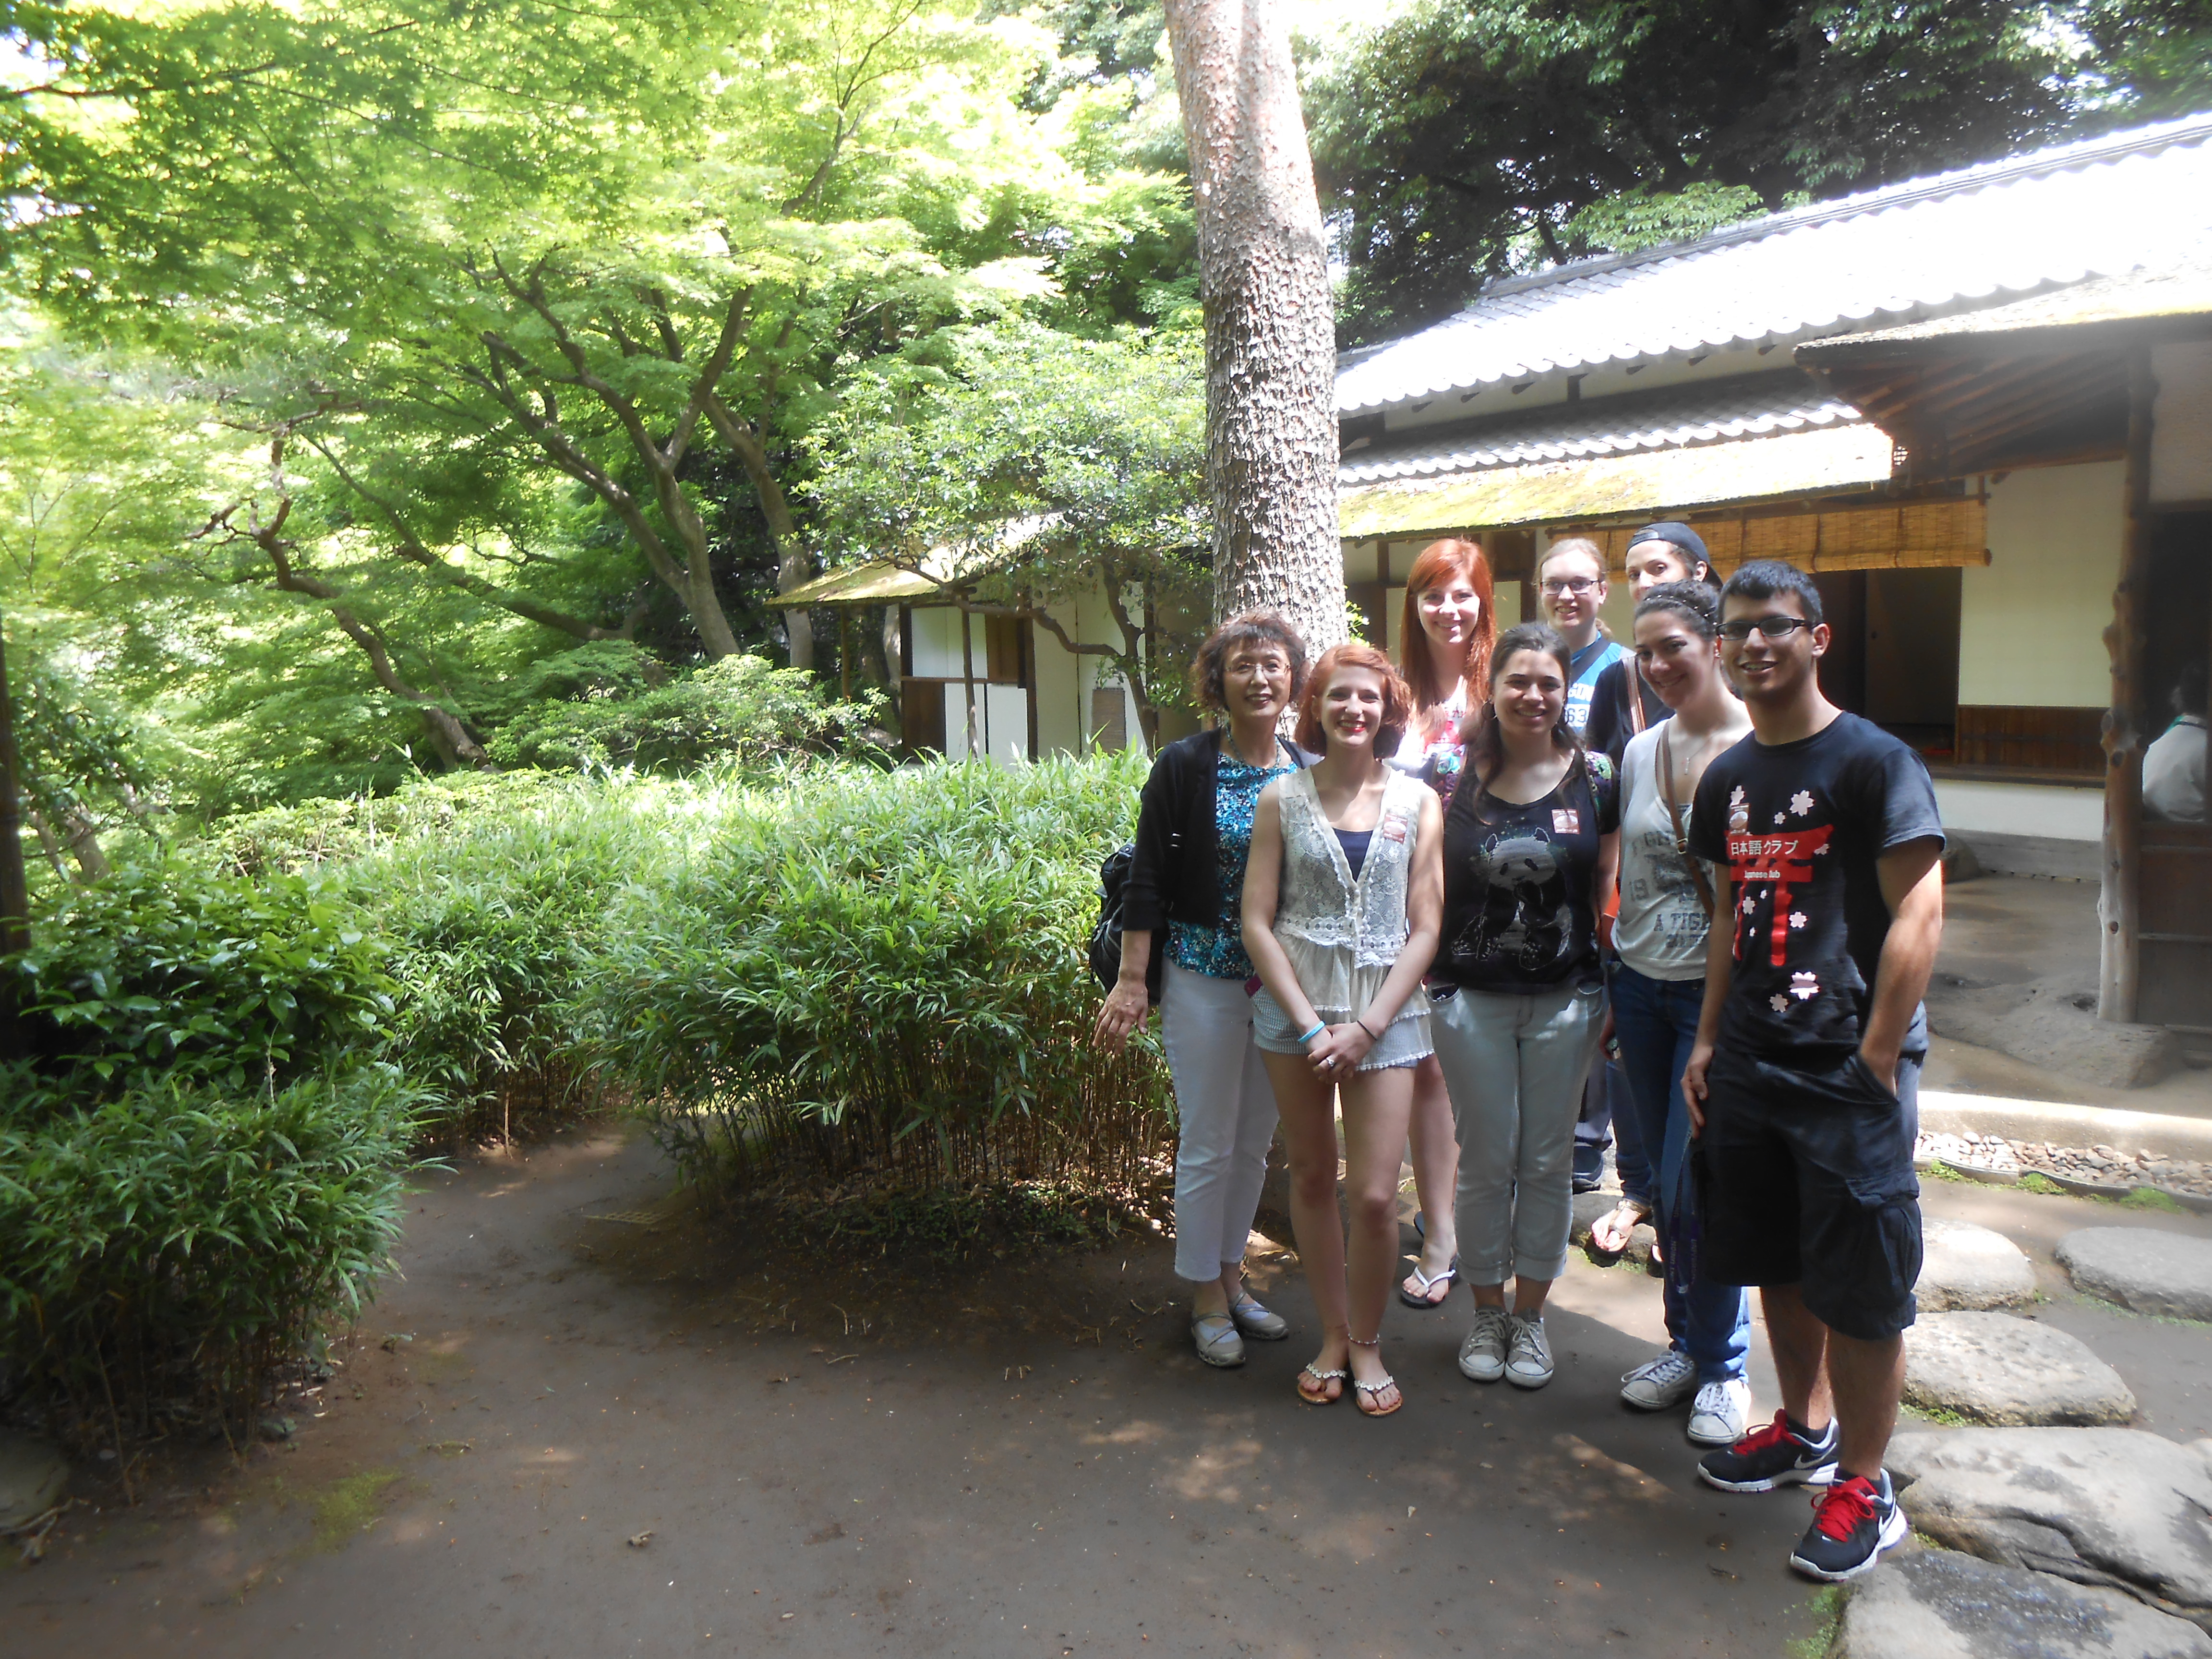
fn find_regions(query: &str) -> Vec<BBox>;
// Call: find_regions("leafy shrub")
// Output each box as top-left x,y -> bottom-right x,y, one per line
584,752 -> 1174,1198
0,1067 -> 424,1447
5,857 -> 395,1104
200,770 -> 583,878
487,653 -> 888,774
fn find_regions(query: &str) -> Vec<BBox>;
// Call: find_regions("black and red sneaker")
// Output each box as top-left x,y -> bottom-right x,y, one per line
1789,1470 -> 1908,1581
1696,1410 -> 1839,1492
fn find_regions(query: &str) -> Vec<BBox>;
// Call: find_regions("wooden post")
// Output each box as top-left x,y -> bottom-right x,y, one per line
2099,349 -> 2155,1022
959,604 -> 980,759
0,612 -> 29,1059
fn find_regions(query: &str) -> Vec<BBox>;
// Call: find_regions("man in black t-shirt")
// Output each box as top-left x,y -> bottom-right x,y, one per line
1679,561 -> 1945,1585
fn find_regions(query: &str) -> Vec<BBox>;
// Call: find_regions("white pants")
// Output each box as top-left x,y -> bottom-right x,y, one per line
1160,959 -> 1281,1284
1431,977 -> 1607,1286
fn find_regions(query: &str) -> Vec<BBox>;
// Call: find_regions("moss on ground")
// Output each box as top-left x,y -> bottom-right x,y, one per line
310,1470 -> 402,1552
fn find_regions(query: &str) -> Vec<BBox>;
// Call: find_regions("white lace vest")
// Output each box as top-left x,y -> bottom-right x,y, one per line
1271,767 -> 1430,1025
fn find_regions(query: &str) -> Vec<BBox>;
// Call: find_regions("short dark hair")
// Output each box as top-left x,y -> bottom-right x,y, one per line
1190,610 -> 1309,712
1721,560 -> 1824,626
1635,579 -> 1721,640
2176,658 -> 2208,720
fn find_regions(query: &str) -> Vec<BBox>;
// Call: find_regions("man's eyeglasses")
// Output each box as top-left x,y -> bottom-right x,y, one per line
1541,577 -> 1599,597
1719,615 -> 1816,642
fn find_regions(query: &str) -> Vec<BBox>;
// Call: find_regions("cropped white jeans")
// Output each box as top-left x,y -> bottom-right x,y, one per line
1431,976 -> 1608,1286
1160,959 -> 1281,1284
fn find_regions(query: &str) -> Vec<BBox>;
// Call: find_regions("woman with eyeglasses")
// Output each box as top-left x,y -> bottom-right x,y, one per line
1609,581 -> 1756,1446
1537,537 -> 1644,1202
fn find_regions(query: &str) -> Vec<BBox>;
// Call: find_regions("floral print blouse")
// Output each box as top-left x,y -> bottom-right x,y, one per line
1166,749 -> 1295,981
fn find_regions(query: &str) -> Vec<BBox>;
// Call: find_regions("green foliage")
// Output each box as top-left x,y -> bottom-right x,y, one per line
2016,1170 -> 2066,1196
813,322 -> 1208,739
7,858 -> 395,1104
1307,0 -> 2203,341
1785,1584 -> 1845,1659
0,1068 -> 423,1446
487,654 -> 889,775
581,752 -> 1172,1196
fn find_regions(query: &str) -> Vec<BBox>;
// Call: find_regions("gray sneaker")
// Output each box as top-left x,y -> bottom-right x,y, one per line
1458,1306 -> 1511,1382
1688,1378 -> 1753,1447
1229,1294 -> 1288,1341
1619,1348 -> 1698,1411
1191,1311 -> 1246,1368
1504,1312 -> 1554,1389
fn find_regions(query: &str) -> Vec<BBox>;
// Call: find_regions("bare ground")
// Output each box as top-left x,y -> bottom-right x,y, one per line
8,1121 -> 2208,1659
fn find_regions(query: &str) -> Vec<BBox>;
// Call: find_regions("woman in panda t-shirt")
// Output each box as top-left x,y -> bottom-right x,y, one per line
1428,623 -> 1618,1395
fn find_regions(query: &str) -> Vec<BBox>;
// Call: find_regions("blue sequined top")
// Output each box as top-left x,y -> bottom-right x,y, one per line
1166,750 -> 1295,981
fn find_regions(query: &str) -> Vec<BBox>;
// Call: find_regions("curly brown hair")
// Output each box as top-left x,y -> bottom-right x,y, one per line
1189,610 -> 1310,712
1293,641 -> 1416,759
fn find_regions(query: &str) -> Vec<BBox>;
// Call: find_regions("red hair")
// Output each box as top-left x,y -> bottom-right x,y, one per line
1294,642 -> 1416,759
1397,538 -> 1497,724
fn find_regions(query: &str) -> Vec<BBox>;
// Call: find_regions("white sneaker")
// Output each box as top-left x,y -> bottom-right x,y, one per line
1458,1306 -> 1511,1382
1504,1312 -> 1554,1389
1619,1349 -> 1698,1411
1688,1378 -> 1754,1447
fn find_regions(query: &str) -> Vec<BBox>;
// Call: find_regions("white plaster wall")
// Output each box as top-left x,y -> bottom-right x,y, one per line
1935,778 -> 2103,842
1031,598 -> 1084,759
1959,462 -> 2122,708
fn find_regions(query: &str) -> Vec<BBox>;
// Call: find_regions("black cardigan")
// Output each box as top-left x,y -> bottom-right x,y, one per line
1583,655 -> 1671,770
1121,729 -> 1315,934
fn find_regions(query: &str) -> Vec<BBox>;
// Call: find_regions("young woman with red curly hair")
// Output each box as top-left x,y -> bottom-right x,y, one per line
1385,538 -> 1497,1311
1241,643 -> 1444,1417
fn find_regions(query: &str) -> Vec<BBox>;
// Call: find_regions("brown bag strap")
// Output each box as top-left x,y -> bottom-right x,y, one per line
1627,659 -> 1648,737
1658,724 -> 1716,919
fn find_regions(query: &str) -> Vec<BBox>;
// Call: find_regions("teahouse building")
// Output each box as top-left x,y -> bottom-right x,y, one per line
793,115 -> 2212,1029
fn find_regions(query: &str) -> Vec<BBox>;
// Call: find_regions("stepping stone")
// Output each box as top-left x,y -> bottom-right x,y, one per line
1888,1428 -> 2212,1623
1903,1312 -> 2137,1426
1918,1217 -> 2037,1311
0,1430 -> 67,1528
2056,1228 -> 2212,1322
1837,1546 -> 2212,1659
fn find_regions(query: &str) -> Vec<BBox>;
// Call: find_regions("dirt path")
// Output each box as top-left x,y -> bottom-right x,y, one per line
11,1126 -> 2205,1659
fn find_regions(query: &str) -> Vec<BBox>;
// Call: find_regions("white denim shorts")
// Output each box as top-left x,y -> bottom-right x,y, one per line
1250,986 -> 1433,1071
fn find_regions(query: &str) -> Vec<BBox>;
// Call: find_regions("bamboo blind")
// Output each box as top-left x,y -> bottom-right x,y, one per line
1568,498 -> 1990,575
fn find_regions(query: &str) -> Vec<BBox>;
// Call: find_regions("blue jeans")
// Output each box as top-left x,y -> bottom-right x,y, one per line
1609,962 -> 1751,1383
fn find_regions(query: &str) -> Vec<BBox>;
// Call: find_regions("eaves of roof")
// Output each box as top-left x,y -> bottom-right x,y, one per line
1337,422 -> 1895,541
1336,114 -> 2212,416
1338,372 -> 1854,485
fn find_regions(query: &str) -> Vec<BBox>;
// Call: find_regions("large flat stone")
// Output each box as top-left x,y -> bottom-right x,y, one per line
1837,1547 -> 2212,1659
1903,1312 -> 2137,1426
0,1430 -> 67,1528
2056,1228 -> 2212,1322
1919,1217 -> 2037,1311
1889,1428 -> 2212,1622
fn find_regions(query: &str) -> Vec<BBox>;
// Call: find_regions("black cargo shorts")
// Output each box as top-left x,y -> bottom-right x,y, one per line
1696,1046 -> 1922,1342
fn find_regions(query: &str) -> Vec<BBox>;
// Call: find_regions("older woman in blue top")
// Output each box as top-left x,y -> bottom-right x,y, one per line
1094,612 -> 1313,1369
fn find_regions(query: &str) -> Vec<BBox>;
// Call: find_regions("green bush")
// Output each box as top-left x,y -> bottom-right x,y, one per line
487,653 -> 889,774
0,1068 -> 425,1446
584,752 -> 1174,1196
6,856 -> 395,1104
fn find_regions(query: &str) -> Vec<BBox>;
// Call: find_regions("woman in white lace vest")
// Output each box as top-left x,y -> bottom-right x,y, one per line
1242,643 -> 1444,1417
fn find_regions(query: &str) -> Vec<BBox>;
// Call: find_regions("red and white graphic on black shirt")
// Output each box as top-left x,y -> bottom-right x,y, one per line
1726,824 -> 1834,968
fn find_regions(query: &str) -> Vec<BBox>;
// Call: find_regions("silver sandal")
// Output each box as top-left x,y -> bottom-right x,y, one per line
1297,1363 -> 1347,1404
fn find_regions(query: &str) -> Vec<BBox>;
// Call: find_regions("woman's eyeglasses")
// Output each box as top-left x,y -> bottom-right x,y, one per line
1719,615 -> 1816,641
1540,577 -> 1598,597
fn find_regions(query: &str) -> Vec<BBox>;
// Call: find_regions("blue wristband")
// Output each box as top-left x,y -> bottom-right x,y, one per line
1297,1022 -> 1326,1045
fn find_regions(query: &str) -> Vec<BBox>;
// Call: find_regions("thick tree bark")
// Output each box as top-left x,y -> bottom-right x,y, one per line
704,395 -> 813,673
1162,0 -> 1346,652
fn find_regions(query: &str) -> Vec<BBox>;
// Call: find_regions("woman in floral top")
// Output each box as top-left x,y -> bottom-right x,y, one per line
1095,613 -> 1314,1370
1385,538 -> 1497,1310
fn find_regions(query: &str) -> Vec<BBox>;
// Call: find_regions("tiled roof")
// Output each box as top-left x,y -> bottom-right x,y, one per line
1337,114 -> 2212,414
1338,373 -> 1856,485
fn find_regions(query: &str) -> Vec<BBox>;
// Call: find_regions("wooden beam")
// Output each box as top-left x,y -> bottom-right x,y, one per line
2100,349 -> 2156,1022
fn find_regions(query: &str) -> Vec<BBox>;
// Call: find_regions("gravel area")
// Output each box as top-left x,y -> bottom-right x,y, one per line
1917,1129 -> 2212,1198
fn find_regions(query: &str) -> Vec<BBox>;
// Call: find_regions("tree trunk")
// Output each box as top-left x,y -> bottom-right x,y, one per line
1162,0 -> 1346,652
706,397 -> 813,673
